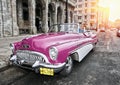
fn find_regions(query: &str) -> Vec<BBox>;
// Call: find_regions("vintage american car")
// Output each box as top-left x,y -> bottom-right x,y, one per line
9,23 -> 98,76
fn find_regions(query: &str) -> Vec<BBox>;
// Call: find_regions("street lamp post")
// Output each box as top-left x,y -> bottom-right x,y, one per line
65,0 -> 68,23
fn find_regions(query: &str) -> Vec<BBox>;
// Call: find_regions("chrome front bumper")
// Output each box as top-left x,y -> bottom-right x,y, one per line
10,55 -> 65,73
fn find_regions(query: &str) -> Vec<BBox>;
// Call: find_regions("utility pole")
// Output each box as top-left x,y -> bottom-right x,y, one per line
65,0 -> 68,23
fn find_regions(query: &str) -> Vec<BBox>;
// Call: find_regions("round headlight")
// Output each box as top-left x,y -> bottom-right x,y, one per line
10,43 -> 14,52
49,47 -> 58,60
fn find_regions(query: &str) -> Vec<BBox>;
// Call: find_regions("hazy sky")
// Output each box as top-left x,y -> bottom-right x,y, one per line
99,0 -> 120,21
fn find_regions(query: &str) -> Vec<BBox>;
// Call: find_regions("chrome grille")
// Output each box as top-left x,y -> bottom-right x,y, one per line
16,50 -> 45,64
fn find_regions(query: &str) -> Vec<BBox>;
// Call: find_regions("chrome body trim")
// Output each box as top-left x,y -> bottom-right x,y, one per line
10,52 -> 66,73
32,61 -> 65,69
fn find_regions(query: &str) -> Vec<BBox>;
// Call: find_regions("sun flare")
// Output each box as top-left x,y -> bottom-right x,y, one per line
99,0 -> 120,22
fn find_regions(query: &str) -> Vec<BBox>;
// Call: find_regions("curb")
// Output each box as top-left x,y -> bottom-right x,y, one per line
0,63 -> 9,72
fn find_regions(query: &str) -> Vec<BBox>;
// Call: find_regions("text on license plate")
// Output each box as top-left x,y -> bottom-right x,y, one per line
40,68 -> 54,76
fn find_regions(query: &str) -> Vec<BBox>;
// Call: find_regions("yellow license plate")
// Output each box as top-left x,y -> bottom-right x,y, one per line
40,68 -> 54,76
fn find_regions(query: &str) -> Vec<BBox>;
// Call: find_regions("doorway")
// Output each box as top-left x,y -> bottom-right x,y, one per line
35,1 -> 43,33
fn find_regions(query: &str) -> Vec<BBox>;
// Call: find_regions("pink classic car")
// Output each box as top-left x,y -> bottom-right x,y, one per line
9,23 -> 98,76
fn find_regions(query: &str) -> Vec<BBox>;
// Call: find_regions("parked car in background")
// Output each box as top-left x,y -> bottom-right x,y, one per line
110,28 -> 116,31
100,27 -> 105,32
90,27 -> 97,31
9,23 -> 98,76
117,28 -> 120,37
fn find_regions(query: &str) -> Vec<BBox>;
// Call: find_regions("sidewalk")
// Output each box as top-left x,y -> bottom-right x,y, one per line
0,35 -> 32,69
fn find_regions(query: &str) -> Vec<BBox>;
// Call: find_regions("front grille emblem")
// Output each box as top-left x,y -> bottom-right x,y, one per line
23,44 -> 30,49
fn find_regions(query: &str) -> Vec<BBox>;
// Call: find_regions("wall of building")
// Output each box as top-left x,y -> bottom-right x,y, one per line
74,0 -> 99,30
0,0 -> 75,37
0,0 -> 13,37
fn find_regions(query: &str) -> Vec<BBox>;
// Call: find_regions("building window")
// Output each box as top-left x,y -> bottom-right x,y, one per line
75,0 -> 77,2
91,15 -> 95,19
91,9 -> 95,13
78,4 -> 82,8
79,22 -> 82,25
90,23 -> 93,26
79,0 -> 82,2
74,11 -> 77,14
79,22 -> 82,24
85,3 -> 87,7
85,9 -> 87,13
84,15 -> 87,19
83,21 -> 87,28
91,2 -> 96,7
78,16 -> 82,19
22,1 -> 29,20
79,10 -> 82,14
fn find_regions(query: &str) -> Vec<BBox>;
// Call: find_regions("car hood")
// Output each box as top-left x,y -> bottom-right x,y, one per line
16,33 -> 83,52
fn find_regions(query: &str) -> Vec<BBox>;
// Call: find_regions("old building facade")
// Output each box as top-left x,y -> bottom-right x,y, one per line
74,0 -> 99,30
0,0 -> 75,37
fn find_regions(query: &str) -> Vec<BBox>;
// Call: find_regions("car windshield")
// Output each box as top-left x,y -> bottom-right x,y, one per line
49,23 -> 79,33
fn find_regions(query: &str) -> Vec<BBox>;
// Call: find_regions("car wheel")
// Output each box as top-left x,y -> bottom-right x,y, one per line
92,43 -> 97,52
60,56 -> 73,76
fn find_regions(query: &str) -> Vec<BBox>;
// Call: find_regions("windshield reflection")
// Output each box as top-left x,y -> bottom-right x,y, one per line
49,23 -> 79,33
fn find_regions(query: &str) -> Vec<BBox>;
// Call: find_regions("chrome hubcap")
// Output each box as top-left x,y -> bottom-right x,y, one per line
66,57 -> 72,71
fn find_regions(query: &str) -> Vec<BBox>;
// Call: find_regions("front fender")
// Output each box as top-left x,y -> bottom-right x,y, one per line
55,41 -> 78,63
55,38 -> 93,63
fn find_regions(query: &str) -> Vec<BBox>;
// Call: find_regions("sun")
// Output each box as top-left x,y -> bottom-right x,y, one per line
98,0 -> 120,22
98,0 -> 110,8
109,0 -> 120,21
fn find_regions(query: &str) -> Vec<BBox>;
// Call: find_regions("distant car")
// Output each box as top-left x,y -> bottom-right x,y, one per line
110,28 -> 116,31
100,27 -> 105,32
9,23 -> 98,76
117,29 -> 120,37
90,27 -> 97,31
